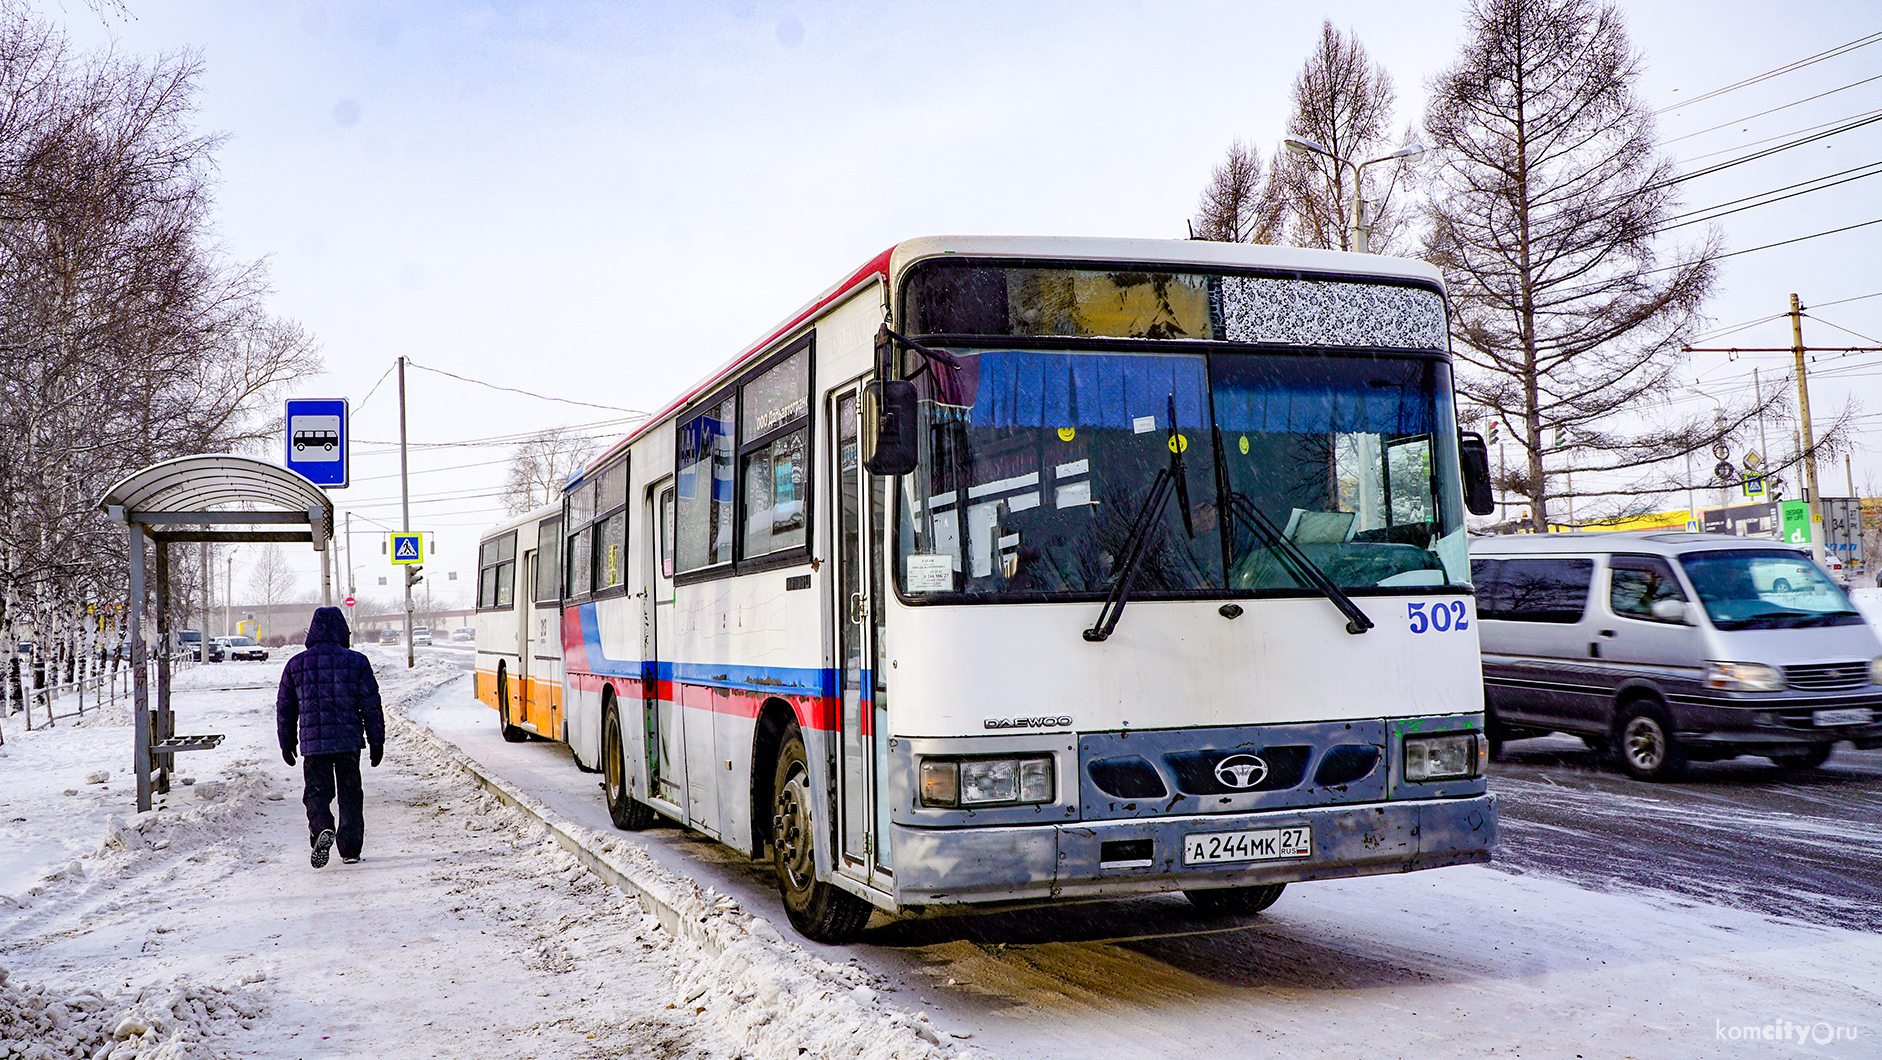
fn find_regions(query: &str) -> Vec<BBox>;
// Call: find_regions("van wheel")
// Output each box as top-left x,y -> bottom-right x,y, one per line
1770,745 -> 1832,771
603,701 -> 656,830
1485,703 -> 1511,761
771,724 -> 871,944
1184,883 -> 1286,916
1615,701 -> 1686,781
497,665 -> 529,742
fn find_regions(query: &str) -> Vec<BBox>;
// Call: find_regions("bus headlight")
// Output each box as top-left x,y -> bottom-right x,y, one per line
919,756 -> 1054,807
1403,734 -> 1482,782
1705,661 -> 1785,692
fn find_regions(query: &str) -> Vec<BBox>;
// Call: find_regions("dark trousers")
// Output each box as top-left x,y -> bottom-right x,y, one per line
302,751 -> 365,859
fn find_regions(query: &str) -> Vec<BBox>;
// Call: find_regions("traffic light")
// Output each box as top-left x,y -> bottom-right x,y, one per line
405,565 -> 423,588
1486,419 -> 1499,446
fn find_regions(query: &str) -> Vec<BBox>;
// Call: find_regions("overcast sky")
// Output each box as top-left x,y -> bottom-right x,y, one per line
57,1 -> 1882,606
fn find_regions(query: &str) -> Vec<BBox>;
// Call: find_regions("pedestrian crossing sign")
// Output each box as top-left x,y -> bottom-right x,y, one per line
390,534 -> 423,564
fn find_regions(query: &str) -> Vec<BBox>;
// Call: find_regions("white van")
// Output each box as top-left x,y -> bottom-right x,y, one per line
1470,531 -> 1882,780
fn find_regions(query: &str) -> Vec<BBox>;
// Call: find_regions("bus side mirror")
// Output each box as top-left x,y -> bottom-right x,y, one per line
862,380 -> 918,476
1459,432 -> 1496,515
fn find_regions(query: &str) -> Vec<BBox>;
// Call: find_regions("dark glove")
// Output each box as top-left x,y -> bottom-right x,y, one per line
369,744 -> 383,768
282,748 -> 297,767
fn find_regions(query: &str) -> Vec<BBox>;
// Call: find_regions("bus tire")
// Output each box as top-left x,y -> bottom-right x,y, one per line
1184,882 -> 1286,916
497,665 -> 529,743
603,700 -> 656,830
1615,699 -> 1686,781
771,725 -> 871,944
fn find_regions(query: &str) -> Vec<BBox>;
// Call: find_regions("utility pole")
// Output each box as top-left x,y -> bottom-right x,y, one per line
1790,294 -> 1823,562
1684,294 -> 1882,555
399,356 -> 414,669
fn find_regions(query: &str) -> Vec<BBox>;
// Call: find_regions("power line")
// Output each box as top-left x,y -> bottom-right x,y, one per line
1656,31 -> 1882,114
405,358 -> 649,416
1663,71 -> 1882,145
1656,159 -> 1882,232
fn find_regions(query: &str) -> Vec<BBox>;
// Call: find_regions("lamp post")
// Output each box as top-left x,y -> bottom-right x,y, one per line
1282,137 -> 1425,253
224,550 -> 235,638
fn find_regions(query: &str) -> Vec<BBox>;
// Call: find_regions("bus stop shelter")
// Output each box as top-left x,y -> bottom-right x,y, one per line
100,455 -> 334,811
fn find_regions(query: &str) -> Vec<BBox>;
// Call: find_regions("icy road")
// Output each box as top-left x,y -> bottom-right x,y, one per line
3,623 -> 1879,1059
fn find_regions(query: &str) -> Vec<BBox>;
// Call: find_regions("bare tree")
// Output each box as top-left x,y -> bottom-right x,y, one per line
245,543 -> 296,642
0,9 -> 319,681
1191,140 -> 1281,244
1268,22 -> 1418,253
1423,0 -> 1795,531
502,427 -> 599,515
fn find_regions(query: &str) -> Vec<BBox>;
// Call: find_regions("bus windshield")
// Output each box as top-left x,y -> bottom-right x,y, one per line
896,348 -> 1469,600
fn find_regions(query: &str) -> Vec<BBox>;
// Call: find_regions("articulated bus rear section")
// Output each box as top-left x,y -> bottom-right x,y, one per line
553,236 -> 1500,943
473,503 -> 566,744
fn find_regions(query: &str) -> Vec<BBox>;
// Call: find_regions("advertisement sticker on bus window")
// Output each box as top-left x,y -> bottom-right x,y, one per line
906,554 -> 954,592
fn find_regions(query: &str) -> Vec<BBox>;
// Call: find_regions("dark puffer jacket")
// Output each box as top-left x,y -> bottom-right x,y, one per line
276,606 -> 384,757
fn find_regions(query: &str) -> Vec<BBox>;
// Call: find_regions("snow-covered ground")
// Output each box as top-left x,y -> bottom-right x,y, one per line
4,605 -> 1881,1059
0,651 -> 975,1060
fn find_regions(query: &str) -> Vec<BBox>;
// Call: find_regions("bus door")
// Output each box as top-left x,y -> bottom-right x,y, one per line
643,480 -> 685,811
516,552 -> 534,729
833,388 -> 891,886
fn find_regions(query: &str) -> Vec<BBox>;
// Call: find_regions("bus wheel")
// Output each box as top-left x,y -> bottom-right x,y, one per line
497,666 -> 529,743
1184,883 -> 1286,916
1616,700 -> 1686,781
603,701 -> 656,830
771,725 -> 871,944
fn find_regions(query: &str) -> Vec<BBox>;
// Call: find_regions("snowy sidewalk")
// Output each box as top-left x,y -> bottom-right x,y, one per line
0,655 -> 975,1060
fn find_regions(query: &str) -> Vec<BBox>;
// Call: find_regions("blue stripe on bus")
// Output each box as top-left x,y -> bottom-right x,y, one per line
570,602 -> 840,698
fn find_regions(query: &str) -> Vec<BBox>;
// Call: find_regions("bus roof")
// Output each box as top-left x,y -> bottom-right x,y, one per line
570,235 -> 1447,486
476,500 -> 563,545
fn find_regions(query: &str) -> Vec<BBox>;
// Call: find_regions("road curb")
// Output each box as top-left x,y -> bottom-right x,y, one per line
394,713 -> 729,956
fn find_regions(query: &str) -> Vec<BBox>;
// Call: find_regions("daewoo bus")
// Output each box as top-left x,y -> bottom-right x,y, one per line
501,236 -> 1501,943
474,503 -> 565,744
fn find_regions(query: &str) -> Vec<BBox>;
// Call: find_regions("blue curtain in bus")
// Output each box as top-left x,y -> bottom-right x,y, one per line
1211,376 -> 1432,436
968,351 -> 1207,430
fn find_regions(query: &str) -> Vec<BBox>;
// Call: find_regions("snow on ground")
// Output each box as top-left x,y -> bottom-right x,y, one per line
0,649 -> 977,1060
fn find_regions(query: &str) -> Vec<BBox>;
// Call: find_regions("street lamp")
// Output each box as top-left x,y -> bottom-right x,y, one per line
1282,137 -> 1426,253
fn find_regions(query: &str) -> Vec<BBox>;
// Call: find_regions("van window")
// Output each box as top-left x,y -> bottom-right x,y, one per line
1609,555 -> 1687,623
1477,557 -> 1592,623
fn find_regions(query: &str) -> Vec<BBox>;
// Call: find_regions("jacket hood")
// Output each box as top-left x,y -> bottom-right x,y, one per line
304,606 -> 352,648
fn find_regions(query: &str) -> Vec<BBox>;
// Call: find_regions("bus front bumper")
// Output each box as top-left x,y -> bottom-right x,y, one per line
888,794 -> 1496,907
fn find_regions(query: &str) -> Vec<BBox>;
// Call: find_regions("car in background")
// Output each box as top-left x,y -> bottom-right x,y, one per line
411,625 -> 432,646
379,628 -> 401,645
450,627 -> 474,643
218,635 -> 269,662
178,630 -> 223,662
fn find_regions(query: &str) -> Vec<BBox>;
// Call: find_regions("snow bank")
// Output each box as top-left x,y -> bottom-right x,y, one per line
0,966 -> 265,1060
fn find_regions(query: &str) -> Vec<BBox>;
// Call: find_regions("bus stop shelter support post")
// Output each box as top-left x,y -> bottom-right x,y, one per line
151,537 -> 173,796
128,521 -> 152,813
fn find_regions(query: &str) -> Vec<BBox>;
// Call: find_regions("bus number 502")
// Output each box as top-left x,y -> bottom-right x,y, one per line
1407,601 -> 1469,634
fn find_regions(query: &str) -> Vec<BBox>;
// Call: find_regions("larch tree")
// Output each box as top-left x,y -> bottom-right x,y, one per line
1191,140 -> 1280,244
1268,21 -> 1418,253
1423,0 -> 1782,531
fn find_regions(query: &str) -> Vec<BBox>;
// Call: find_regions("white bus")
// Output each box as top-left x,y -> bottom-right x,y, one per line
553,236 -> 1500,942
474,503 -> 565,744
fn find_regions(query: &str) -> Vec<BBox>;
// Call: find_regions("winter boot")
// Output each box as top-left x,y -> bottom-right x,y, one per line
312,829 -> 335,868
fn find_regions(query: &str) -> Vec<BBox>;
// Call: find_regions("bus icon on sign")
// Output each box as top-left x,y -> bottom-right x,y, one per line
288,415 -> 341,461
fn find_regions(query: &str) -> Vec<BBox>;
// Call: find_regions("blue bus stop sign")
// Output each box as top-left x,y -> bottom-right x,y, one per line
284,398 -> 349,487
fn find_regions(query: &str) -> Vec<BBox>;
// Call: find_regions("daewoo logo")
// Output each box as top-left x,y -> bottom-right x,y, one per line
1214,754 -> 1270,789
983,716 -> 1073,730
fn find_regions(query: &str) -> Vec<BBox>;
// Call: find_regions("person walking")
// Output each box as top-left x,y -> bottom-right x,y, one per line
276,606 -> 384,868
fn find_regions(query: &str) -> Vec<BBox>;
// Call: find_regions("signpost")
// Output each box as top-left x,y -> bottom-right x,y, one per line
390,534 -> 423,565
283,398 -> 350,488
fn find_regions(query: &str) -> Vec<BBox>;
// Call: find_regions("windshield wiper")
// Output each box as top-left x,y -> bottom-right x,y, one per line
1221,492 -> 1374,635
1084,396 -> 1191,643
